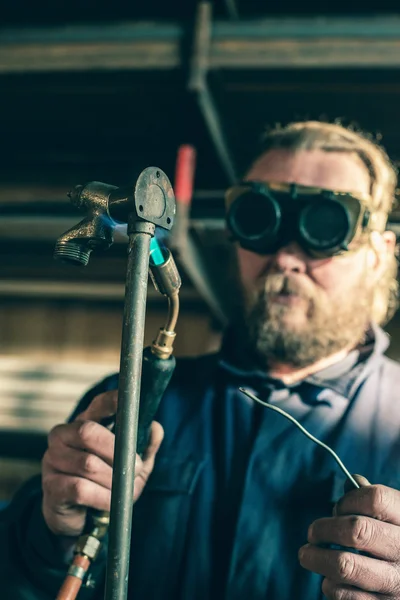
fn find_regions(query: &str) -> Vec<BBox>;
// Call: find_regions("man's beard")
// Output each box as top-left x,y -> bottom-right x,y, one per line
236,271 -> 374,369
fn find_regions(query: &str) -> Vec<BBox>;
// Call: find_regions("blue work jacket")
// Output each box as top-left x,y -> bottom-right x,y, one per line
2,324 -> 400,600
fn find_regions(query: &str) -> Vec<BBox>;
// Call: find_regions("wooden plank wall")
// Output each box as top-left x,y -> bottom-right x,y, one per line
0,299 -> 220,364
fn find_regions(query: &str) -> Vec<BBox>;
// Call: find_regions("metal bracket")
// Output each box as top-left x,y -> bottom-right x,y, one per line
189,1 -> 237,185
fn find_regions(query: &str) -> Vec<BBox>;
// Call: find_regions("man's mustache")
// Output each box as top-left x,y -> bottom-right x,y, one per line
262,273 -> 314,300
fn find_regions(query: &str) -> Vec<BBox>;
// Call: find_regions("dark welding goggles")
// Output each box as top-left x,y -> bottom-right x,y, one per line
225,181 -> 375,258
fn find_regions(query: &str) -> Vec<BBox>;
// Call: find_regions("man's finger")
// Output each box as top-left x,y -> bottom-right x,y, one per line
48,421 -> 114,467
343,474 -> 371,494
42,473 -> 111,513
142,422 -> 164,463
132,422 -> 163,502
135,423 -> 163,490
299,544 -> 400,594
335,484 -> 400,525
43,446 -> 113,491
308,515 -> 400,561
322,578 -> 393,600
77,390 -> 118,424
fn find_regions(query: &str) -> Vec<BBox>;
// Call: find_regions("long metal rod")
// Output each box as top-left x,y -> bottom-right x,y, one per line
239,388 -> 361,490
104,229 -> 152,600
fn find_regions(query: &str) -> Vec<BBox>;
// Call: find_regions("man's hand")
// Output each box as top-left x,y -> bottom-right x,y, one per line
299,482 -> 400,599
42,390 -> 164,537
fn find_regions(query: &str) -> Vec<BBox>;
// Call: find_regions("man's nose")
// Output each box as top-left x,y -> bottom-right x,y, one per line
270,242 -> 307,274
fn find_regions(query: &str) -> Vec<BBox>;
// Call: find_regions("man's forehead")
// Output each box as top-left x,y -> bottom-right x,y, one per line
244,148 -> 371,197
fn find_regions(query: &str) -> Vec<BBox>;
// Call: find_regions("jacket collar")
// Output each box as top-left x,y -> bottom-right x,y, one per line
219,322 -> 389,399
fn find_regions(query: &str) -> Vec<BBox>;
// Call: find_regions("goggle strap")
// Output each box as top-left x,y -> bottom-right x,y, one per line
370,210 -> 388,232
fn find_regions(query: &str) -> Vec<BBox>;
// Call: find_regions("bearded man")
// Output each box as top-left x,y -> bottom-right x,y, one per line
3,121 -> 400,600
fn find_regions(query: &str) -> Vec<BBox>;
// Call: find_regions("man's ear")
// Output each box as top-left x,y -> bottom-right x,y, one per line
368,230 -> 396,276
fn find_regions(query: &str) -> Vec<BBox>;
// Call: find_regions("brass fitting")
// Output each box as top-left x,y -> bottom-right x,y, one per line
75,535 -> 102,561
151,328 -> 176,359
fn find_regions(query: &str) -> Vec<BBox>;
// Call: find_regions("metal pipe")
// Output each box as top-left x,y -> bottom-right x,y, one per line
189,2 -> 237,185
196,84 -> 237,185
224,0 -> 239,19
166,294 -> 179,332
104,222 -> 154,600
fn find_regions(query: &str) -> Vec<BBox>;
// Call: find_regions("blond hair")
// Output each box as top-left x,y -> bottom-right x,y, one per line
251,120 -> 399,324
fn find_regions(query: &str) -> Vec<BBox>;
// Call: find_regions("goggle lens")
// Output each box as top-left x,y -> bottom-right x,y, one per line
300,200 -> 350,251
230,191 -> 279,240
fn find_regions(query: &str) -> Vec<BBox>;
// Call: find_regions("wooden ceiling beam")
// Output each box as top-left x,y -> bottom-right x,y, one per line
0,23 -> 182,73
2,17 -> 400,74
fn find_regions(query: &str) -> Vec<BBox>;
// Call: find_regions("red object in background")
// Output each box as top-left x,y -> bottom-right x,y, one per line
174,145 -> 197,206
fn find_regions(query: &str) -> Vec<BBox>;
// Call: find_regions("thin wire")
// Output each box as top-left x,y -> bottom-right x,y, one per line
239,387 -> 360,489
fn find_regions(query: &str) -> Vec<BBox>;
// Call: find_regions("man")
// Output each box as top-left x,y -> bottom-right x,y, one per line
2,120 -> 400,600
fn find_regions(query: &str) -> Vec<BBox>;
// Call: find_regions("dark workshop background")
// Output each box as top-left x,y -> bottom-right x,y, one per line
1,0 -> 400,501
